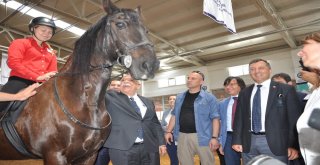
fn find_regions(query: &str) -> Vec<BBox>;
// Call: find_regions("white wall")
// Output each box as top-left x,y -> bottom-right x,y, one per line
142,47 -> 301,97
0,52 -> 10,85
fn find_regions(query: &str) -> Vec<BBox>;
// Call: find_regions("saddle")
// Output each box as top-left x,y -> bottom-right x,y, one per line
0,101 -> 38,158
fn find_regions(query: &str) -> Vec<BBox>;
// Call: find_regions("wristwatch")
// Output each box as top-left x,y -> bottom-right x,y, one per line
211,136 -> 218,139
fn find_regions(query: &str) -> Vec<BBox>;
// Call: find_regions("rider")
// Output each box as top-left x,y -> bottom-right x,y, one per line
0,17 -> 58,110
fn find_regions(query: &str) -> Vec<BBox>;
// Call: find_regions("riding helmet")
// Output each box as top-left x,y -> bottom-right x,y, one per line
28,17 -> 56,35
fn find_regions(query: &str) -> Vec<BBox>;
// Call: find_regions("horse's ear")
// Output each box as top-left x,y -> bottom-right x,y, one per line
102,0 -> 119,14
134,6 -> 142,16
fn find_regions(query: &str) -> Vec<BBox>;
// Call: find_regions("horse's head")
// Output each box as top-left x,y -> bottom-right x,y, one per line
103,0 -> 159,80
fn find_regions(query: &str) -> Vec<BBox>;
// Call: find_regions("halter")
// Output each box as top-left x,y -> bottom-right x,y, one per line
90,12 -> 154,70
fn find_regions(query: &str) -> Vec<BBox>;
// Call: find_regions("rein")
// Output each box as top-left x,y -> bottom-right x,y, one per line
53,76 -> 111,130
53,62 -> 113,77
89,63 -> 114,72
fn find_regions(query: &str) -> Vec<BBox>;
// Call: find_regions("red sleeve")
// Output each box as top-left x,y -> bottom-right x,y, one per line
7,39 -> 39,80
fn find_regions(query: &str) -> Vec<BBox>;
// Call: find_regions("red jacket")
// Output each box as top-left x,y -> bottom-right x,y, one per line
7,37 -> 57,82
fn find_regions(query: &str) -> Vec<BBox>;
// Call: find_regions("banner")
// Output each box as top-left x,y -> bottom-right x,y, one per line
0,52 -> 11,85
203,0 -> 236,33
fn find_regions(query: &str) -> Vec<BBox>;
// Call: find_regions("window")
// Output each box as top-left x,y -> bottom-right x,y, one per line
175,75 -> 186,85
157,75 -> 186,88
228,64 -> 249,76
168,78 -> 176,86
158,79 -> 168,88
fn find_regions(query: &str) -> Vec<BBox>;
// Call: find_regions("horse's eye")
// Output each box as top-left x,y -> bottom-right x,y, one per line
115,22 -> 126,29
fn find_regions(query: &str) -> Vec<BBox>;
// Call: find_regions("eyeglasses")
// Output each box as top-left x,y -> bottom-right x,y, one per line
192,71 -> 205,81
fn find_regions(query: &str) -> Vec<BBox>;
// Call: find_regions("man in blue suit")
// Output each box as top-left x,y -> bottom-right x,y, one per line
218,76 -> 246,165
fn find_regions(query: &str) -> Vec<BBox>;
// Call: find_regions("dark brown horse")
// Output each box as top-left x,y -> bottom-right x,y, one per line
0,0 -> 159,164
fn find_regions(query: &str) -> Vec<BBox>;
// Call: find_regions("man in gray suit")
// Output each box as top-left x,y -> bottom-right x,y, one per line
104,74 -> 166,165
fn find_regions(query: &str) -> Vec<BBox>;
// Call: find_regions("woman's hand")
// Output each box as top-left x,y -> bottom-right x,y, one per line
36,71 -> 58,81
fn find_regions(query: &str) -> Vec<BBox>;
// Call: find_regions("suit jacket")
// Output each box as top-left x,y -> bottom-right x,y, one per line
104,90 -> 165,152
218,97 -> 232,148
232,81 -> 302,155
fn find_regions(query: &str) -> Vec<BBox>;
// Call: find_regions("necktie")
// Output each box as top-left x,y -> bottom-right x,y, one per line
252,85 -> 262,133
231,97 -> 238,129
129,97 -> 143,139
130,97 -> 141,115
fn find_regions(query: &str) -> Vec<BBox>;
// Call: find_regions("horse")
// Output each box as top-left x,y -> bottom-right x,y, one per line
0,0 -> 159,164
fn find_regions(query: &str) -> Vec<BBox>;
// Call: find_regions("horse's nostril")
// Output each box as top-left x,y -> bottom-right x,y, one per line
143,60 -> 159,73
143,62 -> 150,71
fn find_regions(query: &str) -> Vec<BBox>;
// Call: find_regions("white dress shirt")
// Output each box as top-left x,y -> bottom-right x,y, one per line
128,94 -> 147,142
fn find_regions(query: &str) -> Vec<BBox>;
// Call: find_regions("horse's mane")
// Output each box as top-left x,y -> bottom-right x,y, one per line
69,16 -> 108,74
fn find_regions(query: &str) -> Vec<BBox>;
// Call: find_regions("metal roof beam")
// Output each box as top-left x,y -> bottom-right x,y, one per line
67,0 -> 83,18
149,31 -> 205,66
0,1 -> 28,25
253,0 -> 297,48
158,18 -> 320,60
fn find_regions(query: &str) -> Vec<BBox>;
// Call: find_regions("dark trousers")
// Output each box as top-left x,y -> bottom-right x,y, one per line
0,76 -> 35,111
166,138 -> 178,165
224,132 -> 241,165
216,148 -> 226,165
94,147 -> 110,165
109,143 -> 160,165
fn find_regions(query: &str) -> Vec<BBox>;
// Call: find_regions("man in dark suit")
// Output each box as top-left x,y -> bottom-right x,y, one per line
232,59 -> 302,164
104,74 -> 166,165
272,72 -> 307,165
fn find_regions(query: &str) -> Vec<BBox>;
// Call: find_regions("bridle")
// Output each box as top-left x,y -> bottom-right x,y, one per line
90,11 -> 154,71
